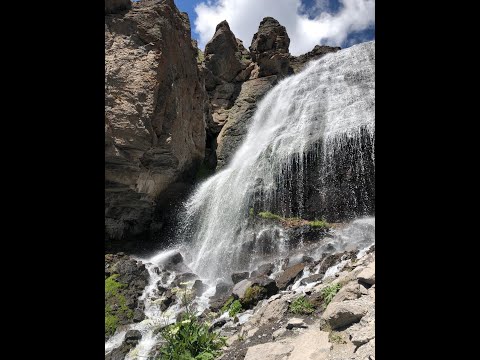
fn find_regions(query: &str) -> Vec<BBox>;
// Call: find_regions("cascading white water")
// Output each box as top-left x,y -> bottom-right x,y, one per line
179,41 -> 375,281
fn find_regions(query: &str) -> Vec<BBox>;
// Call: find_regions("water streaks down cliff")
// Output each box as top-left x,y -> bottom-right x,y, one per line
178,41 -> 375,282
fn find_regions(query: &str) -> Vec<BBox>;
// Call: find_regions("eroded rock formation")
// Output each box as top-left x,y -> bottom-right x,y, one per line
105,0 -> 207,244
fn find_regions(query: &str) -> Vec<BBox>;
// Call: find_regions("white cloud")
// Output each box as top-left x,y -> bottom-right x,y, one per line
194,0 -> 375,55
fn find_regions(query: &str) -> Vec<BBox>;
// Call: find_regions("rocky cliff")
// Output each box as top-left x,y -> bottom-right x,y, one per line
200,17 -> 341,169
105,1 -> 342,247
105,0 -> 207,246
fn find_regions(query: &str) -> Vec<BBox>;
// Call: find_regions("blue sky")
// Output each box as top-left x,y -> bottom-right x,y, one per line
174,0 -> 375,55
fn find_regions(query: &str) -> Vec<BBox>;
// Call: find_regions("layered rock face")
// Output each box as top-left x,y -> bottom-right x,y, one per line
202,17 -> 341,169
105,0 -> 207,244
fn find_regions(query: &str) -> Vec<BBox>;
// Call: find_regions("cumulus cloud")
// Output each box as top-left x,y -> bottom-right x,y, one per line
194,0 -> 375,55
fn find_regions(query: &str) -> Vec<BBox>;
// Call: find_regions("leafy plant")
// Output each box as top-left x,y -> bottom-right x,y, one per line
228,300 -> 243,317
249,208 -> 254,217
159,313 -> 226,359
289,296 -> 315,314
220,297 -> 234,313
321,283 -> 342,307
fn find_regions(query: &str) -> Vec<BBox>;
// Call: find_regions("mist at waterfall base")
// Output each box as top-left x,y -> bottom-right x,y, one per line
106,41 -> 375,357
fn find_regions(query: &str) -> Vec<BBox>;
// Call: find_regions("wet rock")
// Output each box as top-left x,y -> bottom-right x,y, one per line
125,329 -> 142,344
300,273 -> 323,285
132,308 -> 145,323
275,263 -> 305,290
232,271 -> 249,284
192,279 -> 207,296
160,290 -> 176,311
210,318 -> 227,330
250,263 -> 275,277
156,283 -> 168,294
172,272 -> 198,287
215,281 -> 233,297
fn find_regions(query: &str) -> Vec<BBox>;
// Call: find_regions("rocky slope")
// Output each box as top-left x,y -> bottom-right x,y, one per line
105,225 -> 375,359
105,0 -> 207,245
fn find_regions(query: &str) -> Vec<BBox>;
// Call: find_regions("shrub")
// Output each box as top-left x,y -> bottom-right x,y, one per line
289,296 -> 315,314
321,283 -> 342,307
228,300 -> 243,317
159,313 -> 226,360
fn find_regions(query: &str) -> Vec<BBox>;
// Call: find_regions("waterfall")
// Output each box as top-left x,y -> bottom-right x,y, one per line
178,41 -> 375,282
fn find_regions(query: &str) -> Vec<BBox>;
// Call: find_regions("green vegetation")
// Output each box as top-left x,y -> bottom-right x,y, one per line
321,283 -> 342,307
220,297 -> 243,317
289,296 -> 315,315
257,211 -> 330,229
220,297 -> 234,313
159,286 -> 226,360
329,331 -> 346,344
258,211 -> 283,221
105,274 -> 133,337
228,300 -> 243,317
249,208 -> 254,217
308,220 -> 330,229
160,313 -> 226,360
241,285 -> 267,307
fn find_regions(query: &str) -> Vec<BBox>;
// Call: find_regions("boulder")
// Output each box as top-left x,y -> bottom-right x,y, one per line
232,271 -> 249,284
321,298 -> 369,330
244,342 -> 294,360
192,279 -> 207,296
275,263 -> 305,290
300,273 -> 323,285
357,261 -> 375,285
250,262 -> 275,277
